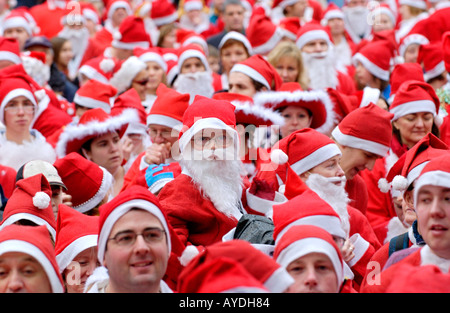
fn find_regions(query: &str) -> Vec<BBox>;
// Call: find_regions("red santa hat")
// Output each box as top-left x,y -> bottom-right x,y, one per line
270,128 -> 342,186
178,239 -> 294,292
352,40 -> 393,81
97,185 -> 184,263
414,153 -> 450,206
398,33 -> 429,59
176,28 -> 208,53
379,133 -> 449,194
273,224 -> 344,290
246,10 -> 284,55
178,95 -> 239,154
81,2 -> 101,26
218,31 -> 253,55
389,80 -> 441,124
146,83 -> 190,131
295,22 -> 332,50
0,224 -> 64,293
78,56 -> 123,85
56,107 -> 139,157
0,174 -> 56,240
389,63 -> 424,100
321,2 -> 344,25
73,79 -> 117,113
1,9 -> 36,36
417,42 -> 446,82
0,37 -> 21,64
278,17 -> 301,41
368,3 -> 396,27
109,56 -> 147,93
254,82 -> 336,134
230,54 -> 283,91
53,152 -> 113,213
272,187 -> 347,242
443,31 -> 450,73
177,43 -> 210,72
111,16 -> 151,50
178,256 -> 269,293
111,88 -> 147,136
398,0 -> 428,9
212,92 -> 284,126
134,47 -> 167,72
183,0 -> 204,11
54,204 -> 99,272
104,0 -> 132,21
331,103 -> 394,157
150,0 -> 179,27
272,0 -> 301,9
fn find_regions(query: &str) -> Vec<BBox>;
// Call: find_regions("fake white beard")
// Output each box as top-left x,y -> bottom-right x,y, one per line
302,51 -> 339,90
181,151 -> 244,219
305,173 -> 351,238
58,27 -> 90,57
173,71 -> 214,103
342,6 -> 371,38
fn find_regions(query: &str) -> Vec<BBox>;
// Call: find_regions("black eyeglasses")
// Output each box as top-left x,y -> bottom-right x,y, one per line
108,227 -> 166,246
133,78 -> 149,86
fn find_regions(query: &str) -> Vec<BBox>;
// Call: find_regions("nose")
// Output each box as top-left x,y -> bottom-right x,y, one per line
303,267 -> 318,288
336,165 -> 345,177
133,234 -> 151,254
429,197 -> 445,218
365,158 -> 377,171
6,270 -> 24,293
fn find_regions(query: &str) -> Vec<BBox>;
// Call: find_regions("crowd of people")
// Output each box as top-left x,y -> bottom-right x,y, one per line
0,0 -> 449,293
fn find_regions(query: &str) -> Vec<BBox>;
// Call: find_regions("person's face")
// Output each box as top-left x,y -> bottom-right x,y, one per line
301,39 -> 329,54
346,0 -> 367,7
59,40 -> 74,67
190,129 -> 234,160
285,0 -> 308,18
355,61 -> 376,88
416,185 -> 450,259
186,9 -> 202,24
3,27 -> 30,50
180,57 -> 206,74
285,252 -> 339,293
327,18 -> 345,36
50,185 -> 63,219
3,95 -> 34,131
161,28 -> 177,49
393,112 -> 434,149
131,68 -> 150,101
104,210 -> 169,293
303,155 -> 345,182
146,62 -> 165,93
148,124 -> 178,145
228,71 -> 258,97
338,146 -> 379,179
27,46 -> 53,66
84,131 -> 123,174
208,55 -> 220,74
63,246 -> 99,293
222,4 -> 245,31
279,106 -> 312,138
0,252 -> 53,293
372,13 -> 394,32
111,7 -> 128,27
275,56 -> 299,83
393,193 -> 405,222
403,43 -> 420,63
220,43 -> 248,75
399,4 -> 412,20
402,189 -> 418,226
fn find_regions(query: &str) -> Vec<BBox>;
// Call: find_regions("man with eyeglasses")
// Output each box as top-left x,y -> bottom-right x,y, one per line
85,185 -> 184,293
158,95 -> 247,249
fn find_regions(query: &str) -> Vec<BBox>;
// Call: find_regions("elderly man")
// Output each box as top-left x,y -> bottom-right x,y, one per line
85,185 -> 184,293
157,95 -> 246,249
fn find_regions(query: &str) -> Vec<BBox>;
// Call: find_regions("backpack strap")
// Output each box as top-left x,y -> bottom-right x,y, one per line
388,232 -> 410,257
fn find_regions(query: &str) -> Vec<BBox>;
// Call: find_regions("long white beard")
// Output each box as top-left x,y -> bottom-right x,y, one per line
343,6 -> 371,40
181,152 -> 244,219
58,27 -> 90,57
173,71 -> 214,103
305,173 -> 351,238
302,51 -> 339,90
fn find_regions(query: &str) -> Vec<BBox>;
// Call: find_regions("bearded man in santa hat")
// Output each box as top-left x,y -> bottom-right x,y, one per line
157,95 -> 247,249
295,22 -> 356,95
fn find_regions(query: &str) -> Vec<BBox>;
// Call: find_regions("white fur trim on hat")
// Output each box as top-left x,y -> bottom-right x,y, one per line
424,61 -> 446,82
331,125 -> 390,157
290,143 -> 342,175
0,51 -> 22,64
398,0 -> 427,9
277,0 -> 300,9
218,31 -> 253,55
230,63 -> 270,89
73,94 -> 111,113
184,0 -> 203,11
360,87 -> 381,108
107,1 -> 132,20
390,100 -> 437,121
111,39 -> 150,51
179,245 -> 200,266
78,65 -> 109,84
138,52 -> 167,72
296,30 -> 331,49
352,53 -> 390,81
246,189 -> 287,216
109,56 -> 147,93
233,99 -> 285,126
73,167 -> 113,213
270,148 -> 289,165
414,170 -> 450,205
152,11 -> 179,26
0,240 -> 64,292
252,28 -> 284,55
1,16 -> 32,35
0,213 -> 56,240
0,88 -> 37,124
56,234 -> 98,272
178,49 -> 209,72
147,114 -> 183,131
97,198 -> 171,263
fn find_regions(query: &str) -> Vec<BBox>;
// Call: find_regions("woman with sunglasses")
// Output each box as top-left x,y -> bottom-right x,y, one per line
0,64 -> 56,170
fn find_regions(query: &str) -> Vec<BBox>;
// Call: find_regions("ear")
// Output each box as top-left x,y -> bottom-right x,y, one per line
299,171 -> 309,182
81,148 -> 91,161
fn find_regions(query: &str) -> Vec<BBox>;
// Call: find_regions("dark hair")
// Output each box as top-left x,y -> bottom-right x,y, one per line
50,37 -> 69,66
392,121 -> 440,145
